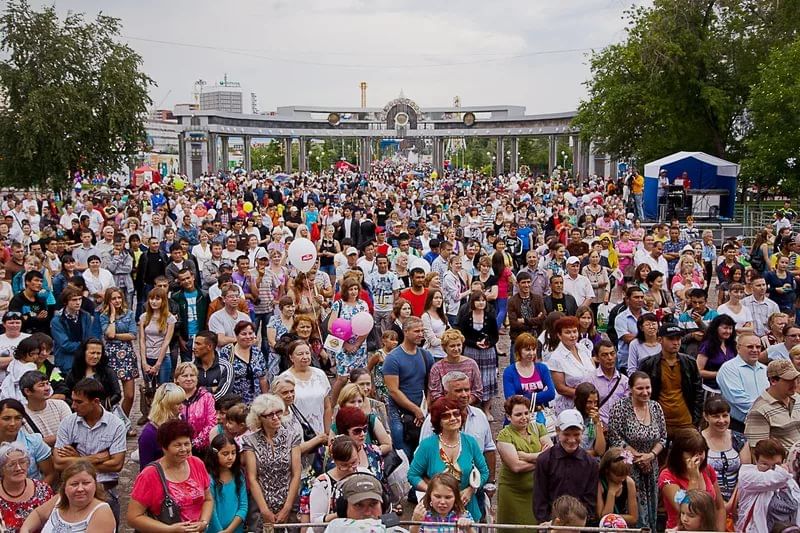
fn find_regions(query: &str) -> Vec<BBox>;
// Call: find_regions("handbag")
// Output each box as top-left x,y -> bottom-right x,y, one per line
290,405 -> 317,443
150,462 -> 182,525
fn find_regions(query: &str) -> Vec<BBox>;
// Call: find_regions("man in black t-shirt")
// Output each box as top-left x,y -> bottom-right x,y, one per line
543,275 -> 577,316
8,270 -> 51,334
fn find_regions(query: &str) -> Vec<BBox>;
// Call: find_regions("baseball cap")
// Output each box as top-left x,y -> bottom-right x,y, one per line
767,360 -> 800,381
339,473 -> 383,504
659,324 -> 683,338
346,247 -> 358,256
557,409 -> 584,431
566,256 -> 581,265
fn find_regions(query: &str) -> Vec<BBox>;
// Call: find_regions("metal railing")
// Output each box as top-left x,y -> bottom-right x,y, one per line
262,522 -> 653,532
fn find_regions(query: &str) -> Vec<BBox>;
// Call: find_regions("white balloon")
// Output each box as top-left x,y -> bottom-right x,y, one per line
409,255 -> 430,274
288,238 -> 317,273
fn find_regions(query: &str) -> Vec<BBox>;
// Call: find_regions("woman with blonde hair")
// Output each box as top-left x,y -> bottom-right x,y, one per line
242,394 -> 302,530
174,362 -> 216,454
138,287 -> 177,384
138,383 -> 186,470
332,383 -> 392,455
428,329 -> 483,405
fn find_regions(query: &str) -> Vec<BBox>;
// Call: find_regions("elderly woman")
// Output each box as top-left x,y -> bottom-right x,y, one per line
242,394 -> 301,529
0,399 -> 55,487
428,329 -> 483,405
270,374 -> 329,524
128,419 -> 213,531
279,340 -> 332,437
0,443 -> 54,532
408,397 -> 489,522
22,461 -> 114,533
333,385 -> 392,455
219,321 -> 268,405
138,383 -> 186,470
496,395 -> 552,530
174,362 -> 217,454
548,316 -> 596,414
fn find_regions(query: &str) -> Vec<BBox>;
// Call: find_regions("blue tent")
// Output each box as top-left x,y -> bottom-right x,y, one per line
643,151 -> 739,220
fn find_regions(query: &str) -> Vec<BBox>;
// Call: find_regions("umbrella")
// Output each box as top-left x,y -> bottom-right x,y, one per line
273,173 -> 291,182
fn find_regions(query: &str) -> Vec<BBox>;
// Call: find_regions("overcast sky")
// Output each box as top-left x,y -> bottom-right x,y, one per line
33,0 -> 643,115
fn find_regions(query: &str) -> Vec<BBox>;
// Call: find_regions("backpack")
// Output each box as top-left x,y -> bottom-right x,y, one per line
605,302 -> 627,346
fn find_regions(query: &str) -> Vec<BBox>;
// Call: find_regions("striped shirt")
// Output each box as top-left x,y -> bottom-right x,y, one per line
744,391 -> 800,451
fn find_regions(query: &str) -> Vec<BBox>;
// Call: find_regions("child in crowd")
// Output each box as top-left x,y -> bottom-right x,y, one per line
410,473 -> 474,533
597,447 -> 638,527
206,434 -> 248,533
544,494 -> 588,533
668,489 -> 716,532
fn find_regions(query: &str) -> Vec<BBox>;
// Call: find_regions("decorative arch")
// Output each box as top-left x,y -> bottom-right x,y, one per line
382,96 -> 421,130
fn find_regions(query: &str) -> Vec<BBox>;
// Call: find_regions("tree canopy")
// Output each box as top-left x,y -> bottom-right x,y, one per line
574,0 -> 800,169
0,0 -> 153,189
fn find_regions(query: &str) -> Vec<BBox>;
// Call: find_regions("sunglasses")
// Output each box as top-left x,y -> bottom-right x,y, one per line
348,425 -> 369,435
441,411 -> 462,421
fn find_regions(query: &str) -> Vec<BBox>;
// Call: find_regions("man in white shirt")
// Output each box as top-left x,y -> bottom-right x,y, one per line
634,234 -> 655,265
144,212 -> 166,242
208,286 -> 250,346
79,199 -> 104,234
639,240 -> 669,275
366,255 -> 403,338
21,370 -> 72,446
562,256 -> 595,308
356,242 -> 377,276
742,275 -> 780,337
59,205 -> 78,231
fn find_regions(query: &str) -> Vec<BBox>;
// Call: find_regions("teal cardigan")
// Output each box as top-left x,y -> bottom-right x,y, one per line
407,432 -> 489,520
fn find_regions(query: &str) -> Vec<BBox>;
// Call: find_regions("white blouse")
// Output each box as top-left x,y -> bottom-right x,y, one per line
548,341 -> 596,414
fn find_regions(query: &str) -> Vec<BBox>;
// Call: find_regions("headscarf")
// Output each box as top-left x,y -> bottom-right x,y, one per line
600,232 -> 619,269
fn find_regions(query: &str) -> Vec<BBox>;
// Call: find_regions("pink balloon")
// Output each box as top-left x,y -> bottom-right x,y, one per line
351,312 -> 374,337
331,318 -> 352,340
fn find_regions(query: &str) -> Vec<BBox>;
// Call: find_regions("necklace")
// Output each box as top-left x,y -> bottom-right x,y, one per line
2,478 -> 27,499
440,435 -> 460,449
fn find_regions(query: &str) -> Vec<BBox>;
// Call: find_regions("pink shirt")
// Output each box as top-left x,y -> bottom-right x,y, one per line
131,456 -> 210,522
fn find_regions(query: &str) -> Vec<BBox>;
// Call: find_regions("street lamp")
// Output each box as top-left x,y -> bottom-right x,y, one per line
561,150 -> 568,172
316,156 -> 321,173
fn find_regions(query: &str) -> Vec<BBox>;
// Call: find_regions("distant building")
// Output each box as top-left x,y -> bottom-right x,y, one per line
149,109 -> 175,121
200,89 -> 242,114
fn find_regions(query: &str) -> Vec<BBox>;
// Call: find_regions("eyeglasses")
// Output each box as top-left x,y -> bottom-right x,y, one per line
348,425 -> 369,435
259,410 -> 283,420
441,411 -> 462,421
3,459 -> 29,471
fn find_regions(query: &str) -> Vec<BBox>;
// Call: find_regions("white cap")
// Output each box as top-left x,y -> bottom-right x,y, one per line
566,256 -> 581,265
346,247 -> 358,256
557,409 -> 584,431
681,245 -> 694,253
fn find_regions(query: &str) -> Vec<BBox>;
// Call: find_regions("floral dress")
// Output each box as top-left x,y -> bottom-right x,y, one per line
0,479 -> 53,533
330,299 -> 369,376
99,310 -> 139,381
219,344 -> 267,405
607,397 -> 667,532
242,426 -> 301,530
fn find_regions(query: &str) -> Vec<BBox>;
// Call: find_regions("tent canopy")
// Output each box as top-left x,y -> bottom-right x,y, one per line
643,151 -> 739,220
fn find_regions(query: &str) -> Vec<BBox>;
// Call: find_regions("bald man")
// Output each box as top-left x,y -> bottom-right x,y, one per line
717,332 -> 769,431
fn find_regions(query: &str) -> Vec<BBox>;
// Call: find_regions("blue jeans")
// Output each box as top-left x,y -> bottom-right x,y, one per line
495,298 -> 508,329
146,356 -> 173,384
388,404 -> 414,460
634,193 -> 644,220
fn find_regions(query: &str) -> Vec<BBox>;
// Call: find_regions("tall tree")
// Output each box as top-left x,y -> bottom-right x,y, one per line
574,0 -> 800,164
740,37 -> 800,194
0,1 -> 153,189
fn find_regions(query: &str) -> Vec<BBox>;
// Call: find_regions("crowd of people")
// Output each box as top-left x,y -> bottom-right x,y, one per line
0,163 -> 797,532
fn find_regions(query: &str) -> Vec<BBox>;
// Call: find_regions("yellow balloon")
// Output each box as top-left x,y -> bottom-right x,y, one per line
173,178 -> 185,191
431,170 -> 438,180
243,201 -> 254,213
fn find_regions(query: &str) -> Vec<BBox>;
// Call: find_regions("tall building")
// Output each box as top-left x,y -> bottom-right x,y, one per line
199,89 -> 243,114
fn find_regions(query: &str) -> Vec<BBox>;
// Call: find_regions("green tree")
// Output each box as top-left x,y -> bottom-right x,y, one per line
740,37 -> 800,194
251,141 -> 284,172
574,0 -> 800,163
0,1 -> 154,189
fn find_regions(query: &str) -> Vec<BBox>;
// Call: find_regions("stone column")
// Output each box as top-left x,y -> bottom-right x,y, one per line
284,138 -> 293,173
199,136 -> 209,176
221,136 -> 230,173
243,135 -> 252,172
298,138 -> 307,173
588,141 -> 596,176
178,133 -> 187,176
495,137 -> 505,176
548,135 -> 557,174
509,137 -> 519,173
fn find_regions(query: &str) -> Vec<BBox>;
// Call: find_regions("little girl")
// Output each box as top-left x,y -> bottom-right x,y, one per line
410,473 -> 474,533
668,489 -> 716,532
545,494 -> 588,533
597,447 -> 638,527
368,330 -> 397,405
205,434 -> 248,533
